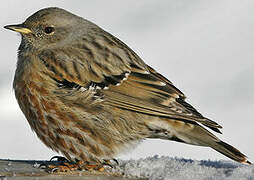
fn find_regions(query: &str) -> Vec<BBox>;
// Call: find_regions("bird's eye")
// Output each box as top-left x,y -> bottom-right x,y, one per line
44,26 -> 55,34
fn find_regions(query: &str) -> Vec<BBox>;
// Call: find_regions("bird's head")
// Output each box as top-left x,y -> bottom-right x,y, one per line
4,7 -> 92,51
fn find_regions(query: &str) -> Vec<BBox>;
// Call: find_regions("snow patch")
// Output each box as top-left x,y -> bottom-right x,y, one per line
112,156 -> 254,180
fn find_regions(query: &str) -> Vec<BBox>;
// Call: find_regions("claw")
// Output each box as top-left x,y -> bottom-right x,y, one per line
102,159 -> 119,169
38,163 -> 47,169
112,158 -> 119,165
103,164 -> 113,168
102,161 -> 114,168
50,167 -> 59,173
46,164 -> 71,173
50,156 -> 69,163
102,158 -> 119,168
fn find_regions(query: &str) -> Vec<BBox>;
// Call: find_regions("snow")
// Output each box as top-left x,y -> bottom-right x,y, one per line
113,156 -> 254,180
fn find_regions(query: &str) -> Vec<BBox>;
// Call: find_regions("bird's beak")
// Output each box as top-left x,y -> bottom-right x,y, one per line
4,24 -> 32,34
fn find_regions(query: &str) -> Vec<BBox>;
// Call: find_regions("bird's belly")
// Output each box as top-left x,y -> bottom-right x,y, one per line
13,79 -> 148,162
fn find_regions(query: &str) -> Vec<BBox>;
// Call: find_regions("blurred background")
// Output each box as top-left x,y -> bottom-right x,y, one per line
0,0 -> 253,162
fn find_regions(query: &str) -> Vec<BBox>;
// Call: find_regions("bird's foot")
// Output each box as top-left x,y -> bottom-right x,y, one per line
39,156 -> 116,173
77,159 -> 118,172
39,156 -> 79,172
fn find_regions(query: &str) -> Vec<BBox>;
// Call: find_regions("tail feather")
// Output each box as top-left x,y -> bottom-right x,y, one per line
147,119 -> 251,165
212,141 -> 251,165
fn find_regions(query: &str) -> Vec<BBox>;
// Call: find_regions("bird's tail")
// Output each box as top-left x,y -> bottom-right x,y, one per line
147,119 -> 251,165
211,140 -> 251,165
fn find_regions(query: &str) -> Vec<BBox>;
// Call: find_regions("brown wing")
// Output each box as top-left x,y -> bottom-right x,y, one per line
38,33 -> 222,132
102,64 -> 222,132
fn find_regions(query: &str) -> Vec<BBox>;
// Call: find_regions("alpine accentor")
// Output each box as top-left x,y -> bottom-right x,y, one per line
4,7 -> 251,167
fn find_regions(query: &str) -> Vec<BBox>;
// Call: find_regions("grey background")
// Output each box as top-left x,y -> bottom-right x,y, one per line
0,0 -> 253,162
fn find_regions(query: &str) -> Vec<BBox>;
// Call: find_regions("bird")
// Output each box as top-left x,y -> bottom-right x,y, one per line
4,7 -> 251,170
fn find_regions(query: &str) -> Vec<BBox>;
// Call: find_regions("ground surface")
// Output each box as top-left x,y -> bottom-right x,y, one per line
0,159 -> 136,180
0,156 -> 253,180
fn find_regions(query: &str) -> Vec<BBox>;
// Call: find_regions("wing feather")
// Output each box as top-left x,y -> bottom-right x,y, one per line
38,35 -> 222,132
